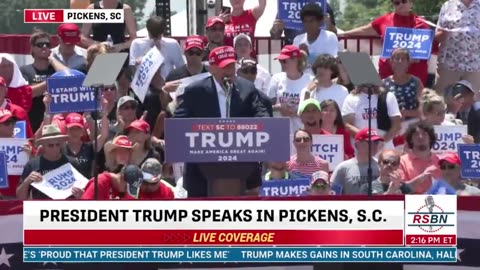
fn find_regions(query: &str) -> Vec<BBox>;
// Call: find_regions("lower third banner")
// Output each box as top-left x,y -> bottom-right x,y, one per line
23,247 -> 456,263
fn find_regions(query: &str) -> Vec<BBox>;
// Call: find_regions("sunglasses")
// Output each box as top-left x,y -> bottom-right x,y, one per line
46,143 -> 61,148
381,159 -> 400,166
279,60 -> 287,64
120,105 -> 136,111
186,50 -> 203,56
34,42 -> 51,48
294,137 -> 311,143
311,182 -> 328,190
440,164 -> 457,170
393,0 -> 408,5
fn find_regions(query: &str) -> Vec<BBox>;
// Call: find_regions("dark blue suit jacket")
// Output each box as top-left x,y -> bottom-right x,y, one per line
174,76 -> 270,197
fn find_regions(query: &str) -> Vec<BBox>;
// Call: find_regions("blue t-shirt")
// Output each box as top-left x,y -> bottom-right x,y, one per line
427,179 -> 457,195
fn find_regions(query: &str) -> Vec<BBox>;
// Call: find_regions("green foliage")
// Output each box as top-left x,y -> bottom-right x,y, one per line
0,0 -> 147,34
338,0 -> 443,31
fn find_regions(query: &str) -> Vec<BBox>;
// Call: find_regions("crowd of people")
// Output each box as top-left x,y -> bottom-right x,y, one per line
0,0 -> 480,200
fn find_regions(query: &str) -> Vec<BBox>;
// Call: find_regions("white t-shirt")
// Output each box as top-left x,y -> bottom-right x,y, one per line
268,72 -> 313,135
129,37 -> 185,79
299,83 -> 349,110
293,30 -> 339,67
254,64 -> 271,96
342,92 -> 401,150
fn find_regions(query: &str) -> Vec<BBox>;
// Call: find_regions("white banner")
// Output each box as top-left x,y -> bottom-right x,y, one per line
30,163 -> 89,200
131,46 -> 164,103
0,138 -> 29,175
433,125 -> 467,154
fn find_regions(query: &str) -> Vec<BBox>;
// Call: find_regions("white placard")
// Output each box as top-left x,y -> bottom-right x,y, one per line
433,125 -> 467,154
31,163 -> 89,200
131,46 -> 164,103
290,134 -> 344,171
0,138 -> 29,175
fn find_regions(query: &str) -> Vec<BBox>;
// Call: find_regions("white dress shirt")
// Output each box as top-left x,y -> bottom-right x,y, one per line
214,78 -> 228,118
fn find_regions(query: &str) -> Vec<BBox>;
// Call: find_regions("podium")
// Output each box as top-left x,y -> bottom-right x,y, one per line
197,162 -> 259,197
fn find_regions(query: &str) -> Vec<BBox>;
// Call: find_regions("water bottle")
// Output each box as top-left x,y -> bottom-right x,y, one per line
106,34 -> 114,48
174,177 -> 188,199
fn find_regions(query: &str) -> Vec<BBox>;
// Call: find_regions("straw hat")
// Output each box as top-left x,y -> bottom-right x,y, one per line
36,125 -> 68,143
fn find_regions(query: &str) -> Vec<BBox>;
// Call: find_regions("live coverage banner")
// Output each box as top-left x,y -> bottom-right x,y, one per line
164,118 -> 290,163
22,196 -> 458,263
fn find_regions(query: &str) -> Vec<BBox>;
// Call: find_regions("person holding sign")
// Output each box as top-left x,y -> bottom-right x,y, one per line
288,129 -> 329,177
16,125 -> 81,200
430,153 -> 480,196
292,3 -> 339,67
271,1 -> 337,45
0,109 -> 33,198
339,0 -> 433,85
0,76 -> 33,139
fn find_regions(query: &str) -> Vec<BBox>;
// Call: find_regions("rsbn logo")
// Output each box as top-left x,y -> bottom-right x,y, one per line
408,195 -> 455,233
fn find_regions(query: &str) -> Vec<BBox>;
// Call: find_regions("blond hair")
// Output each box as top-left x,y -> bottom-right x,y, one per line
421,89 -> 446,113
86,43 -> 108,70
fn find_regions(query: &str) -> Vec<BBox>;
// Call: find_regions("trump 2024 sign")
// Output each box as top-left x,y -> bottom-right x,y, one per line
164,118 -> 290,163
381,27 -> 434,60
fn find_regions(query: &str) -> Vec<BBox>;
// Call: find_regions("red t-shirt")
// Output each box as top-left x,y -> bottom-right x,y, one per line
224,9 -> 257,56
81,173 -> 174,200
371,12 -> 436,85
5,85 -> 33,113
5,101 -> 33,138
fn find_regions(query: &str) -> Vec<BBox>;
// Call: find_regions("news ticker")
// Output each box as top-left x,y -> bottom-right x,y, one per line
23,247 -> 457,263
24,9 -> 124,23
22,196 -> 457,247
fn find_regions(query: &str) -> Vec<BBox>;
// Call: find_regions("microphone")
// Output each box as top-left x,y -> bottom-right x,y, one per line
425,195 -> 435,231
123,165 -> 144,199
223,76 -> 232,93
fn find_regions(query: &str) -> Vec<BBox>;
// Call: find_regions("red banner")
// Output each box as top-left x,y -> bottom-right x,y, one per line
24,229 -> 404,246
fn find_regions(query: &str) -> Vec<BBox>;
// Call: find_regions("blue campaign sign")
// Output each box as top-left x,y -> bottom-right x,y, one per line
164,118 -> 291,163
458,144 -> 480,179
47,76 -> 98,114
277,0 -> 327,31
0,152 -> 8,189
260,178 -> 310,197
381,27 -> 434,60
14,121 -> 26,139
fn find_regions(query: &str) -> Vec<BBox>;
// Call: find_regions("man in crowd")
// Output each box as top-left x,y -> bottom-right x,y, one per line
309,170 -> 331,195
365,149 -> 412,195
139,158 -> 174,199
174,46 -> 269,197
233,33 -> 271,96
16,125 -> 81,199
331,128 -> 382,195
203,17 -> 225,61
398,121 -> 442,194
453,80 -> 480,143
20,31 -> 68,132
52,23 -> 87,72
432,153 -> 480,195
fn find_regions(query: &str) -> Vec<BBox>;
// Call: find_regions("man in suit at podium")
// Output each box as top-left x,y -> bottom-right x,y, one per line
174,46 -> 270,197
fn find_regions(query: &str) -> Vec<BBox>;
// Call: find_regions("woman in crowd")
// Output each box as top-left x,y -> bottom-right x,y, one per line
342,85 -> 402,151
220,0 -> 267,53
269,45 -> 312,135
299,54 -> 348,107
125,119 -> 161,168
421,90 -> 455,126
319,99 -> 355,159
383,48 -> 423,134
104,135 -> 135,172
340,0 -> 432,85
435,0 -> 480,94
288,129 -> 329,177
